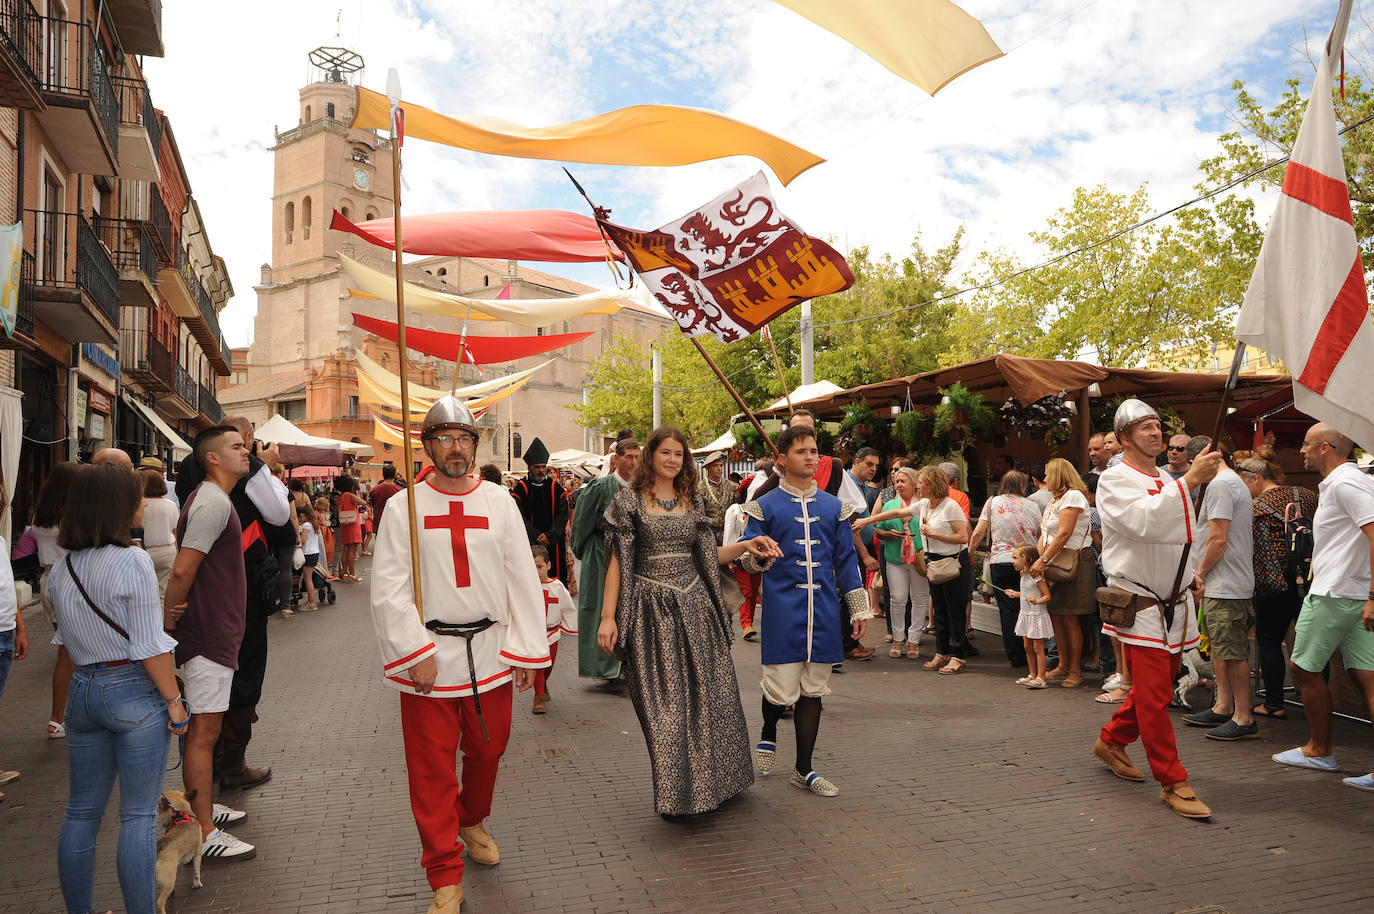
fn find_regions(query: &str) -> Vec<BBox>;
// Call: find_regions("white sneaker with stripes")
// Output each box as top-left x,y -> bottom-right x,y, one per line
200,828 -> 256,861
212,803 -> 246,827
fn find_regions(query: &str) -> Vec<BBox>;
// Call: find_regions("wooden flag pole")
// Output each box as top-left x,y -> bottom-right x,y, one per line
690,336 -> 779,458
388,71 -> 425,623
764,329 -> 792,414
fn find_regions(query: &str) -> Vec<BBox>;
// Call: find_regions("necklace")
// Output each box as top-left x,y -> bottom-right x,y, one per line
654,494 -> 680,512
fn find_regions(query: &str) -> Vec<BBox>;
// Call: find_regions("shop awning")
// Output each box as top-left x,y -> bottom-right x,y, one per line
123,393 -> 191,460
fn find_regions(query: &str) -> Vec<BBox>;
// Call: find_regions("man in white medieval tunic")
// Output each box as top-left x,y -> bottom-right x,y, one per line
370,396 -> 550,914
1094,398 -> 1222,820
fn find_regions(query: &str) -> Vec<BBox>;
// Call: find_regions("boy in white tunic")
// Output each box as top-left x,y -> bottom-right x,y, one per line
531,544 -> 577,715
370,396 -> 550,914
1093,398 -> 1222,820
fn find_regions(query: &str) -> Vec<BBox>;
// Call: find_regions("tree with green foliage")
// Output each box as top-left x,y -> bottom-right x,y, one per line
944,184 -> 1261,367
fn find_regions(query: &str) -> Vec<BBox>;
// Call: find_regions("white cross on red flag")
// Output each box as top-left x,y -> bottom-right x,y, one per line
1237,0 -> 1374,450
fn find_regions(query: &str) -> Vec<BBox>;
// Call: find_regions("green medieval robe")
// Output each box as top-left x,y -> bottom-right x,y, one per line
569,472 -> 625,680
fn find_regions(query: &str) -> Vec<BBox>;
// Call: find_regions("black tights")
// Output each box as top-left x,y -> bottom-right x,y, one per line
761,695 -> 824,775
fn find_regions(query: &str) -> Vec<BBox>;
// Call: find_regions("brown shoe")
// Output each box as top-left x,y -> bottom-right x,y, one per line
923,653 -> 950,671
459,821 -> 500,865
845,646 -> 875,661
427,883 -> 464,913
532,693 -> 547,715
219,765 -> 272,791
1093,738 -> 1146,782
1160,781 -> 1211,819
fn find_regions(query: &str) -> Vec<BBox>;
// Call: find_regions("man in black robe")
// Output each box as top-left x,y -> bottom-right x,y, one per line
510,437 -> 571,584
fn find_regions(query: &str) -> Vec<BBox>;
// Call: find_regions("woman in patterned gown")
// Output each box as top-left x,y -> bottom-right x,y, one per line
597,427 -> 782,817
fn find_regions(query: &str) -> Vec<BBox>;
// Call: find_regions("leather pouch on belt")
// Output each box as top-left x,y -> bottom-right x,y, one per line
1096,586 -> 1141,627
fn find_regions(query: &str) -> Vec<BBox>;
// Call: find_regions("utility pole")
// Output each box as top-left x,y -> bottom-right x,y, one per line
651,345 -> 662,430
800,299 -> 814,386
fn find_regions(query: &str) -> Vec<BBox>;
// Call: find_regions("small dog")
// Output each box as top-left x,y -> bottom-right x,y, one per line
156,789 -> 203,914
1172,648 -> 1216,712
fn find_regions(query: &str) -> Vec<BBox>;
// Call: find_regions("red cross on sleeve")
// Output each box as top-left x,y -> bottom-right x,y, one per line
424,501 -> 490,587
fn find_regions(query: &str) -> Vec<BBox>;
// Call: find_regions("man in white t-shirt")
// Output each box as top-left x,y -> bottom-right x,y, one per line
1272,423 -> 1374,792
1180,436 -> 1256,740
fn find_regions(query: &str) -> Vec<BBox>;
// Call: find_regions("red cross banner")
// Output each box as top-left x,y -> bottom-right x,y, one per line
1237,0 -> 1374,450
597,172 -> 853,343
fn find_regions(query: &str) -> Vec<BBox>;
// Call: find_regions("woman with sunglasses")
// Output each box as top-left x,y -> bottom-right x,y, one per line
50,464 -> 188,914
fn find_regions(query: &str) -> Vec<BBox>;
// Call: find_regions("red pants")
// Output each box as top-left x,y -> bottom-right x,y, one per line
533,640 -> 559,695
733,566 -> 761,628
1100,645 -> 1187,785
399,683 -> 513,890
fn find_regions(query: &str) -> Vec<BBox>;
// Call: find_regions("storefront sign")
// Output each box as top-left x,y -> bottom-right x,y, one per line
0,222 -> 20,337
88,387 -> 112,414
81,343 -> 121,379
75,388 -> 88,430
89,413 -> 105,439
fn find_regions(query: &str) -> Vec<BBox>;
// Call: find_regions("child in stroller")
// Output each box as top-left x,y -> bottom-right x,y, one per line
293,503 -> 336,609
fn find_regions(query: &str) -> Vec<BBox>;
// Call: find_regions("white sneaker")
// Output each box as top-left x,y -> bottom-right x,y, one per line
200,828 -> 256,861
212,803 -> 246,827
1102,672 -> 1123,692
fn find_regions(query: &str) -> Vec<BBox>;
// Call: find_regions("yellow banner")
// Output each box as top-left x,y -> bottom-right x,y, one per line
354,87 -> 823,186
772,0 -> 1002,95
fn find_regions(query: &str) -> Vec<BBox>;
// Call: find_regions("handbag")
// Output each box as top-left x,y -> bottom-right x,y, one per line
927,554 -> 961,585
1096,585 -> 1139,627
337,506 -> 358,525
1044,547 -> 1080,583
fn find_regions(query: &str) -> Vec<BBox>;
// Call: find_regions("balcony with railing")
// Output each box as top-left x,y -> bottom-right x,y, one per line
113,76 -> 160,182
148,186 -> 174,262
106,0 -> 163,57
198,381 -> 222,424
0,250 -> 37,349
95,216 -> 157,308
24,210 -> 119,343
0,0 -> 43,109
34,17 -> 118,176
159,361 -> 197,420
118,323 -> 172,393
166,257 -> 231,376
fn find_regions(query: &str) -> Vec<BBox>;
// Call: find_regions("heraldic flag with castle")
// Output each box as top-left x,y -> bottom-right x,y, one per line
598,172 -> 853,343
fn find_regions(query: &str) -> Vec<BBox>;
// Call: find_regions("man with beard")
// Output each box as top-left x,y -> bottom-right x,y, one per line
510,439 -> 570,584
370,396 -> 549,914
570,437 -> 639,683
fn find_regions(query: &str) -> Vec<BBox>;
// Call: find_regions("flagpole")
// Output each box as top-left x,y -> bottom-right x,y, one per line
763,328 -> 792,413
690,336 -> 778,458
387,70 -> 425,623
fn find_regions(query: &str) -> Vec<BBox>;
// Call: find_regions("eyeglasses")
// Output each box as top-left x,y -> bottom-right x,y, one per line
426,433 -> 477,449
1166,446 -> 1187,452
1299,440 -> 1329,451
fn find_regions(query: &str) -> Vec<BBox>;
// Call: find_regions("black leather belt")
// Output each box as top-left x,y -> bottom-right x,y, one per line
424,619 -> 497,741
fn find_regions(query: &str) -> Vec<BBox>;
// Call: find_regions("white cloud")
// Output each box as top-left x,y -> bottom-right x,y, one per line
143,0 -> 1360,348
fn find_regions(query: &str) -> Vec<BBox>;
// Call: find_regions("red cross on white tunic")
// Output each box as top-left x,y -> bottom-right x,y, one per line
424,501 -> 490,587
542,588 -> 560,615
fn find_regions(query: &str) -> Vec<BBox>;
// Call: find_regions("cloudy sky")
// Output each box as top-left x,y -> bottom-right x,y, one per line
143,1 -> 1362,348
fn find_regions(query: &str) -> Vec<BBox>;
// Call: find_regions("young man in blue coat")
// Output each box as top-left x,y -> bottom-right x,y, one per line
740,424 -> 872,797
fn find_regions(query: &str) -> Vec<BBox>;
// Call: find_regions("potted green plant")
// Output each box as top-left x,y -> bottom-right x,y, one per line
893,409 -> 927,453
934,383 -> 995,445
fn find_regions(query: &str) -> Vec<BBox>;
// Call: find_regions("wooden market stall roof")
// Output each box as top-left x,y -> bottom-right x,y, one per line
757,354 -> 1292,419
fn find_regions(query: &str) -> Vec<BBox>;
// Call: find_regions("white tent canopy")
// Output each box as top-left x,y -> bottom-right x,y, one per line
765,380 -> 844,412
691,430 -> 736,456
256,414 -> 375,458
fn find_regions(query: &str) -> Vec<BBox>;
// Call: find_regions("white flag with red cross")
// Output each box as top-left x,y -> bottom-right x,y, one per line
1237,0 -> 1374,451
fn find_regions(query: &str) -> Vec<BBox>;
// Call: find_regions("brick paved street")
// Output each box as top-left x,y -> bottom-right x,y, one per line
2,557 -> 1372,913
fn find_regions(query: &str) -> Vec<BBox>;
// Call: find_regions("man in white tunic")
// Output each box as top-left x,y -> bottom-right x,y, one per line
1093,399 -> 1222,820
370,397 -> 550,914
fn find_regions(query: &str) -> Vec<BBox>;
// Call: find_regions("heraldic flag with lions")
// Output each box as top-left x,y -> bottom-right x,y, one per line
598,172 -> 854,343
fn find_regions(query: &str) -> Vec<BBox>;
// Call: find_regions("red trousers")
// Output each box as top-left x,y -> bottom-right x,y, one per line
1100,645 -> 1187,785
399,683 -> 513,890
533,640 -> 559,695
733,566 -> 761,628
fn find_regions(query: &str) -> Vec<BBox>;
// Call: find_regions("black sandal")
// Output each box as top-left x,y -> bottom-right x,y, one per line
1252,705 -> 1287,719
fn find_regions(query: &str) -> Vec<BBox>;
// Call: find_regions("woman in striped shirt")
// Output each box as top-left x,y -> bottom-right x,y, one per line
50,464 -> 189,914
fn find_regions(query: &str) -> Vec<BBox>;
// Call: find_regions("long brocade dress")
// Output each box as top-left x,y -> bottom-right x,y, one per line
605,490 -> 754,815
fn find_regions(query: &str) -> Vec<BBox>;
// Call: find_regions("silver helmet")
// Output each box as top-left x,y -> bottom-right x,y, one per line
421,395 -> 478,438
1113,398 -> 1160,436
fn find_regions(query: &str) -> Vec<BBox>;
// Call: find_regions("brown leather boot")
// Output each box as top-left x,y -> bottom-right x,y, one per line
220,765 -> 273,791
459,821 -> 500,865
1160,781 -> 1211,819
427,883 -> 463,913
1093,738 -> 1146,782
532,693 -> 547,715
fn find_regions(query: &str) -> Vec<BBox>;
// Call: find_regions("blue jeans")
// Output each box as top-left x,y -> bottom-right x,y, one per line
0,627 -> 14,697
59,663 -> 171,914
